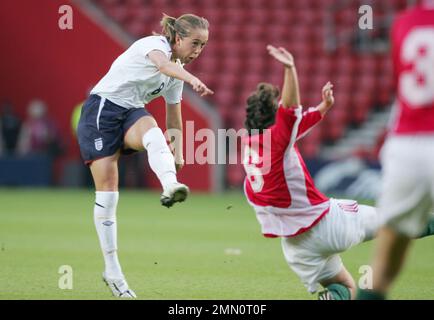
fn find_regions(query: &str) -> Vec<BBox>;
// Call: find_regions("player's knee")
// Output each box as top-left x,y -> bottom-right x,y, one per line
90,155 -> 120,190
340,270 -> 356,290
125,116 -> 158,149
321,268 -> 356,299
97,179 -> 119,192
346,280 -> 357,299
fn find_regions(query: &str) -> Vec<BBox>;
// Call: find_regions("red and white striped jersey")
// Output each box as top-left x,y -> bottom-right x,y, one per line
391,5 -> 434,134
242,105 -> 330,237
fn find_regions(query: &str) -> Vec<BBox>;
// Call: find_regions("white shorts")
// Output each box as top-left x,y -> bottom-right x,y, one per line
281,198 -> 378,293
378,136 -> 434,237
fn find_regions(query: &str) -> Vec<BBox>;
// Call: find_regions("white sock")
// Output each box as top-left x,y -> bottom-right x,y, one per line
94,191 -> 124,279
142,127 -> 177,190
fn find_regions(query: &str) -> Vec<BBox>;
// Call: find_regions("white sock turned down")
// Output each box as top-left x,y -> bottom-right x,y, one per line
94,191 -> 124,279
142,127 -> 177,190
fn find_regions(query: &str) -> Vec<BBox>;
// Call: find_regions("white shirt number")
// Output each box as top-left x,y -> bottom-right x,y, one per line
243,146 -> 264,193
399,27 -> 434,108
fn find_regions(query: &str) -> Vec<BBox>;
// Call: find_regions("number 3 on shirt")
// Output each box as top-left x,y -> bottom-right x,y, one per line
400,27 -> 434,107
243,146 -> 264,193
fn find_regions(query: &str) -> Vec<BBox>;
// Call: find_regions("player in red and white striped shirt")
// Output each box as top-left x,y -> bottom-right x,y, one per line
242,45 -> 434,300
358,0 -> 434,300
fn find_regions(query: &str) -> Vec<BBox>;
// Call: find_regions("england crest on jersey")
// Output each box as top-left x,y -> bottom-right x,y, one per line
94,137 -> 103,151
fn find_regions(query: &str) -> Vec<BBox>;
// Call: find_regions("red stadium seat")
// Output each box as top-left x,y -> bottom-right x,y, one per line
221,56 -> 242,73
244,56 -> 267,73
298,134 -> 321,158
334,91 -> 352,112
314,56 -> 334,76
357,56 -> 378,74
244,24 -> 266,41
216,24 -> 242,41
336,55 -> 356,74
127,0 -> 148,7
106,4 -> 130,24
335,74 -> 353,91
269,0 -> 291,10
226,163 -> 245,188
379,56 -> 393,75
98,0 -> 121,7
247,8 -> 272,25
129,6 -> 153,23
321,116 -> 345,141
199,8 -> 223,24
297,9 -> 319,25
298,76 -> 311,97
295,57 -> 313,74
359,73 -> 377,91
352,94 -> 373,124
271,9 -> 294,24
124,19 -> 146,38
246,0 -> 269,9
240,87 -> 255,103
243,73 -> 264,93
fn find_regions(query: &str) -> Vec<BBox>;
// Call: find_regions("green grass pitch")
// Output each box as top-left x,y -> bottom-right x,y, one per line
0,188 -> 433,300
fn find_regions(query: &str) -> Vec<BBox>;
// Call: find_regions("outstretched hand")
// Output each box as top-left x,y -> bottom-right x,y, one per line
322,82 -> 334,108
267,45 -> 295,68
190,77 -> 214,96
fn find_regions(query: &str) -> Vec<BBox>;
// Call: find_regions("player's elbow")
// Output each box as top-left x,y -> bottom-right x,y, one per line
281,98 -> 299,109
280,101 -> 291,109
317,103 -> 332,117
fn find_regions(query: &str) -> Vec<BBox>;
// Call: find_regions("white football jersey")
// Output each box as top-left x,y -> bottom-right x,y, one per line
91,35 -> 184,109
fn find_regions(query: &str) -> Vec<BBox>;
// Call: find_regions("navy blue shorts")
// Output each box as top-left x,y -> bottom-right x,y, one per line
77,94 -> 151,164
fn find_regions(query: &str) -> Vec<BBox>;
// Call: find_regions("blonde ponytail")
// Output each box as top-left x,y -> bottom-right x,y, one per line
159,13 -> 209,45
160,13 -> 177,44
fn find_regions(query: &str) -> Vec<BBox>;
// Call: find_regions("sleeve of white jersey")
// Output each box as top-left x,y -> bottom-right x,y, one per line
141,36 -> 171,59
163,78 -> 184,105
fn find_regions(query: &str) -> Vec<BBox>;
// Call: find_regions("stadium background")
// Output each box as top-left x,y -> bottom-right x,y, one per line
1,0 -> 433,300
0,0 -> 406,194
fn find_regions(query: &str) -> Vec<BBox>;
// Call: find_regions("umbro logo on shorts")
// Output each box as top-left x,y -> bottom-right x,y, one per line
102,221 -> 114,226
94,137 -> 103,151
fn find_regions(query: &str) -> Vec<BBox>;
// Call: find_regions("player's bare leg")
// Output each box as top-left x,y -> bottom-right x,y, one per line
90,152 -> 136,298
371,227 -> 411,295
356,215 -> 434,299
124,116 -> 189,207
90,152 -> 120,191
319,266 -> 355,300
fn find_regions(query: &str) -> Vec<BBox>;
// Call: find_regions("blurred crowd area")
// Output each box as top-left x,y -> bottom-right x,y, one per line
0,99 -> 146,188
0,100 -> 63,158
0,100 -> 66,186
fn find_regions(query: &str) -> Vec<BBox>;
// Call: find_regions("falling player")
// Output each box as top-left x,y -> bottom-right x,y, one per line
242,45 -> 434,300
77,13 -> 212,298
357,1 -> 434,300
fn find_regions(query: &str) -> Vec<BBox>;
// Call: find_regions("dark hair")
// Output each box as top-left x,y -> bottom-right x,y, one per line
244,82 -> 280,134
160,13 -> 209,45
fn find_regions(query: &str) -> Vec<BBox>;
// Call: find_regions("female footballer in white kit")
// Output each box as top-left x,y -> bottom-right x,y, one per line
242,45 -> 434,300
77,14 -> 212,298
